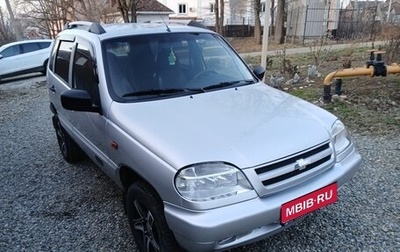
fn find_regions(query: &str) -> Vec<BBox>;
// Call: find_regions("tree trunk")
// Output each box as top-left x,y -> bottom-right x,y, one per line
214,0 -> 220,34
275,0 -> 285,44
254,0 -> 262,44
4,0 -> 22,40
271,0 -> 275,35
219,0 -> 224,36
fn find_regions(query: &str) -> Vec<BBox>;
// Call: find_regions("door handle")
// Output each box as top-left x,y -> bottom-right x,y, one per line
49,85 -> 56,93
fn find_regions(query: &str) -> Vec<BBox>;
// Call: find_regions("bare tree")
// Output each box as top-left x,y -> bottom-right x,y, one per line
116,0 -> 143,23
0,7 -> 16,44
275,0 -> 285,44
20,0 -> 74,38
19,0 -> 116,38
219,0 -> 224,36
214,0 -> 224,35
214,0 -> 220,34
5,0 -> 23,40
271,0 -> 275,35
254,0 -> 262,44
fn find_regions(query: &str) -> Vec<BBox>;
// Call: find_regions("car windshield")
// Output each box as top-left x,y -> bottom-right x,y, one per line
103,32 -> 255,100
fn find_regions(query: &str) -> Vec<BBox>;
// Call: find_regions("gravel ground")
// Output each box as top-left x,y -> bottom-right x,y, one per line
0,79 -> 399,252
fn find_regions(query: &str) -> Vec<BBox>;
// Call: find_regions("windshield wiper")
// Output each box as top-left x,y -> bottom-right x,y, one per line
122,88 -> 204,97
202,79 -> 255,91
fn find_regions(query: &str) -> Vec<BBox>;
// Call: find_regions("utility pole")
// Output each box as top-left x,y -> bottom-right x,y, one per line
4,0 -> 22,40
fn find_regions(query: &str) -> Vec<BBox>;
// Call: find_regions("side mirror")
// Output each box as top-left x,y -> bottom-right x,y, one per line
253,66 -> 265,80
0,54 -> 3,59
61,89 -> 100,113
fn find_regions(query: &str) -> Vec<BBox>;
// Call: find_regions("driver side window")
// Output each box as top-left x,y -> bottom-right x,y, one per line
73,43 -> 99,105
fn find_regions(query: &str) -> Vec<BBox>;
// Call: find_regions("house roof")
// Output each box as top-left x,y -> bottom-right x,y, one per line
138,0 -> 172,12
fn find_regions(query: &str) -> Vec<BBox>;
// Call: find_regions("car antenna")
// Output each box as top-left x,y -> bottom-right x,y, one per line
159,11 -> 171,32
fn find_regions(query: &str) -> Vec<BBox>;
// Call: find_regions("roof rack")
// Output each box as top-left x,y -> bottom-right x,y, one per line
187,20 -> 209,30
64,21 -> 106,35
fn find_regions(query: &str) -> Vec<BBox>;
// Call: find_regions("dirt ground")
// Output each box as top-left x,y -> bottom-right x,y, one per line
230,37 -> 400,136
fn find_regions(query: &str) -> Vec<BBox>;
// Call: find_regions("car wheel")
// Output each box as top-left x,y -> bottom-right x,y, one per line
52,115 -> 84,163
126,181 -> 183,252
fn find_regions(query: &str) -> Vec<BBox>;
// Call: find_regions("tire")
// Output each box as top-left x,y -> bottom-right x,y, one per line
52,115 -> 85,163
126,181 -> 183,252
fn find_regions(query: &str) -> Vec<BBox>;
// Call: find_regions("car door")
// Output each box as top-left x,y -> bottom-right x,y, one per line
20,42 -> 43,70
69,38 -> 108,160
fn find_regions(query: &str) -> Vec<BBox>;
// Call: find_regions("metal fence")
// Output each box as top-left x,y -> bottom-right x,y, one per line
286,5 -> 383,44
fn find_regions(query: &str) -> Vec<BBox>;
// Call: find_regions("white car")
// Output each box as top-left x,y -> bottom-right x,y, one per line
0,39 -> 53,81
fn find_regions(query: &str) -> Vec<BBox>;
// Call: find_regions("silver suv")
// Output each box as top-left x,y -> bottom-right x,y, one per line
47,21 -> 361,252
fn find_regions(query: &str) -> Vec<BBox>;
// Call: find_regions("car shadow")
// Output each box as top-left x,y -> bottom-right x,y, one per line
0,73 -> 45,84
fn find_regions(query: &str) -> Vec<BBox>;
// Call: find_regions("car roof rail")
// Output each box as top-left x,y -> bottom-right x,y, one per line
187,21 -> 209,30
64,21 -> 106,35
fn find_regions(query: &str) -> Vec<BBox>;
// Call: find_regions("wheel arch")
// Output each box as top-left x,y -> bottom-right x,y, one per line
119,165 -> 153,193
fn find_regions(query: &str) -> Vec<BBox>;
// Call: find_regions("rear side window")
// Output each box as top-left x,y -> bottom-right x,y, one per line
1,45 -> 21,58
22,42 -> 40,53
55,41 -> 74,84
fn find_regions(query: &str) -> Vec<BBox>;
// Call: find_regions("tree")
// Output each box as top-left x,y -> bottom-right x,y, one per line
219,0 -> 224,36
275,0 -> 285,44
254,0 -> 262,44
19,0 -> 116,38
116,0 -> 142,23
214,0 -> 224,35
0,7 -> 16,44
214,0 -> 220,34
5,0 -> 22,40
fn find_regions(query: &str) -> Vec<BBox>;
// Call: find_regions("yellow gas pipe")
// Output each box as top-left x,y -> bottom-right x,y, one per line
323,52 -> 400,102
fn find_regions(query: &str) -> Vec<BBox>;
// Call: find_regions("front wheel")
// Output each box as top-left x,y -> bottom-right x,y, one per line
126,181 -> 183,252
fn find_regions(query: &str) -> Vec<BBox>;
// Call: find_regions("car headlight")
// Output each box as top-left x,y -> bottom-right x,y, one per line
331,120 -> 351,155
175,162 -> 253,202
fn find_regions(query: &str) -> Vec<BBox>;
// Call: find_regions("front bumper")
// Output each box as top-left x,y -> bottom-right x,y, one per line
164,146 -> 362,252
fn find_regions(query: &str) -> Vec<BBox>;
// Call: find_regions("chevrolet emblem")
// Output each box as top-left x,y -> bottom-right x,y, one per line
294,158 -> 310,171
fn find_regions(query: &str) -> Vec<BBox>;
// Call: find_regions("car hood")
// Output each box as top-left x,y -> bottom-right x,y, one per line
109,83 -> 337,169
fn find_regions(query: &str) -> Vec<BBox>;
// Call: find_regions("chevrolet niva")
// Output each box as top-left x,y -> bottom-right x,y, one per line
47,21 -> 361,252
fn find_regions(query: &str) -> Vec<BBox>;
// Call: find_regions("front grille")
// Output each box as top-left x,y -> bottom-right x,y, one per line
254,142 -> 333,193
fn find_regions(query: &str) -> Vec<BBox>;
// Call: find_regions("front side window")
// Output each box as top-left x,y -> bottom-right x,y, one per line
72,43 -> 99,104
178,4 -> 187,14
103,33 -> 255,101
55,41 -> 74,84
1,45 -> 21,58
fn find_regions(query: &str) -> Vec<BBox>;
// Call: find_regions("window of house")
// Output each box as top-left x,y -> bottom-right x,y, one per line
210,3 -> 214,13
55,41 -> 74,84
260,2 -> 266,13
178,4 -> 187,14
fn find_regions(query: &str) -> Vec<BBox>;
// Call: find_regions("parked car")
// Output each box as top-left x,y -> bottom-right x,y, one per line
0,39 -> 53,81
47,21 -> 362,252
